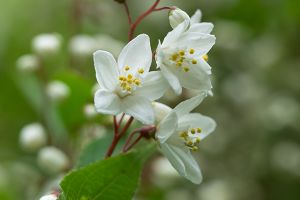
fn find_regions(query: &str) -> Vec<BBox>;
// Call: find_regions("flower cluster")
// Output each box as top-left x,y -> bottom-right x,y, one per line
93,8 -> 216,184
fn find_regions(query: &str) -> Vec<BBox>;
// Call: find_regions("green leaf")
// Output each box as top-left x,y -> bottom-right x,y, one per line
60,145 -> 154,200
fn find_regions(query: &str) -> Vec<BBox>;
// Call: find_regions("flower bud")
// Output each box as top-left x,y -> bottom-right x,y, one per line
32,33 -> 61,57
37,147 -> 69,174
40,194 -> 58,200
152,102 -> 172,123
46,80 -> 70,102
169,8 -> 190,29
19,123 -> 47,152
83,104 -> 97,119
69,35 -> 96,57
16,54 -> 39,72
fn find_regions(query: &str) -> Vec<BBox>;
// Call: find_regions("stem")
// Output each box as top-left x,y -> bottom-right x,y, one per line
123,1 -> 132,25
128,0 -> 160,40
123,134 -> 143,152
105,116 -> 134,158
118,113 -> 126,125
153,6 -> 172,12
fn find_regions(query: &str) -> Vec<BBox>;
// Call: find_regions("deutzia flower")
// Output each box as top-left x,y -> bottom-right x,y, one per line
153,93 -> 216,184
94,34 -> 168,124
156,10 -> 215,95
169,7 -> 190,29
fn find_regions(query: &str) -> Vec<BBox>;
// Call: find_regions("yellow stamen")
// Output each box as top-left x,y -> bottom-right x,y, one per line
196,138 -> 201,143
179,50 -> 185,56
190,128 -> 196,134
202,54 -> 209,61
183,67 -> 189,72
192,59 -> 197,64
134,79 -> 141,86
192,146 -> 198,151
127,74 -> 133,79
138,68 -> 144,74
196,128 -> 202,133
171,54 -> 178,61
189,49 -> 195,54
124,65 -> 130,71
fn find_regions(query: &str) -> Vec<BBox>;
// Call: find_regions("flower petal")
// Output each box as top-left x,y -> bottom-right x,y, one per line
122,95 -> 154,124
156,111 -> 178,143
162,20 -> 189,47
117,34 -> 152,73
161,144 -> 202,184
190,9 -> 202,24
177,33 -> 216,55
94,89 -> 121,115
178,113 -> 216,140
134,71 -> 169,101
174,92 -> 207,116
93,50 -> 119,91
188,23 -> 214,34
160,64 -> 182,95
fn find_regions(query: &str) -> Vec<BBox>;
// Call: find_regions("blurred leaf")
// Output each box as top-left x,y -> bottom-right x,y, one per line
60,145 -> 154,200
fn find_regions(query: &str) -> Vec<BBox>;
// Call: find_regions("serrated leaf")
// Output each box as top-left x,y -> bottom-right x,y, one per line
60,145 -> 154,200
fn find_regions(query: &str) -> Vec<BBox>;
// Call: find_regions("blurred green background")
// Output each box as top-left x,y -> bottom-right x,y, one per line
1,0 -> 300,199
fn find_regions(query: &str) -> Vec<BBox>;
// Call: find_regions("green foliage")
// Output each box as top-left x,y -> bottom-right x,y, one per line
60,146 -> 154,200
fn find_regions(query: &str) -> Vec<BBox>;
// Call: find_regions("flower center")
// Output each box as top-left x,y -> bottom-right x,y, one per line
168,49 -> 208,72
118,65 -> 144,94
178,127 -> 202,151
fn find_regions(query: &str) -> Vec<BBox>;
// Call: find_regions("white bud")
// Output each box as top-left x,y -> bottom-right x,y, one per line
37,147 -> 69,174
83,104 -> 97,119
169,8 -> 190,29
19,123 -> 47,152
32,33 -> 61,57
46,80 -> 70,102
16,54 -> 39,72
152,102 -> 172,123
40,194 -> 57,200
69,35 -> 97,57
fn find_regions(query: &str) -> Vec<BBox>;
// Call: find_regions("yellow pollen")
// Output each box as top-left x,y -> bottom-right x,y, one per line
190,128 -> 196,134
192,59 -> 197,64
124,65 -> 130,71
196,128 -> 202,133
119,76 -> 126,81
189,49 -> 195,54
127,74 -> 133,79
196,138 -> 201,143
127,79 -> 133,84
171,54 -> 178,61
192,146 -> 198,151
187,140 -> 193,146
179,50 -> 185,56
176,61 -> 183,67
183,67 -> 189,72
138,68 -> 144,74
180,131 -> 188,137
126,86 -> 131,91
202,54 -> 209,61
134,79 -> 141,86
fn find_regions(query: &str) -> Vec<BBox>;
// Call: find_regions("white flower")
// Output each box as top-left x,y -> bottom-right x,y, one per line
32,33 -> 61,56
46,80 -> 70,102
16,54 -> 39,72
169,7 -> 190,29
69,34 -> 97,57
93,34 -> 168,124
156,11 -> 215,95
37,147 -> 69,174
40,194 -> 57,200
19,123 -> 47,152
154,93 -> 216,184
83,104 -> 98,119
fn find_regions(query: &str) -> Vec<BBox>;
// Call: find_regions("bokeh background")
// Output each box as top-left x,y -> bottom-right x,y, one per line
1,0 -> 300,199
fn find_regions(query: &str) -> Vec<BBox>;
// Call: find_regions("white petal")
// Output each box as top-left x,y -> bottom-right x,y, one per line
160,65 -> 182,95
118,34 -> 152,72
161,144 -> 202,184
156,112 -> 178,143
190,9 -> 202,24
177,33 -> 216,55
174,92 -> 207,116
178,113 -> 216,140
134,71 -> 169,101
122,95 -> 154,124
188,23 -> 214,34
168,62 -> 212,92
93,50 -> 119,91
94,89 -> 121,115
162,20 -> 189,47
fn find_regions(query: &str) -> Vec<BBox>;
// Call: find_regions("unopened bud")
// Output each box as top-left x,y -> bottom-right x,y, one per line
19,123 -> 47,152
152,102 -> 172,123
69,35 -> 96,57
32,33 -> 61,57
37,147 -> 69,174
40,194 -> 58,200
169,8 -> 190,29
46,80 -> 70,102
16,54 -> 39,72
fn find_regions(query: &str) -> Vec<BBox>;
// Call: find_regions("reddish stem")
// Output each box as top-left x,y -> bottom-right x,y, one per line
153,6 -> 172,12
128,0 -> 161,40
118,113 -> 126,125
123,1 -> 132,25
105,116 -> 134,158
